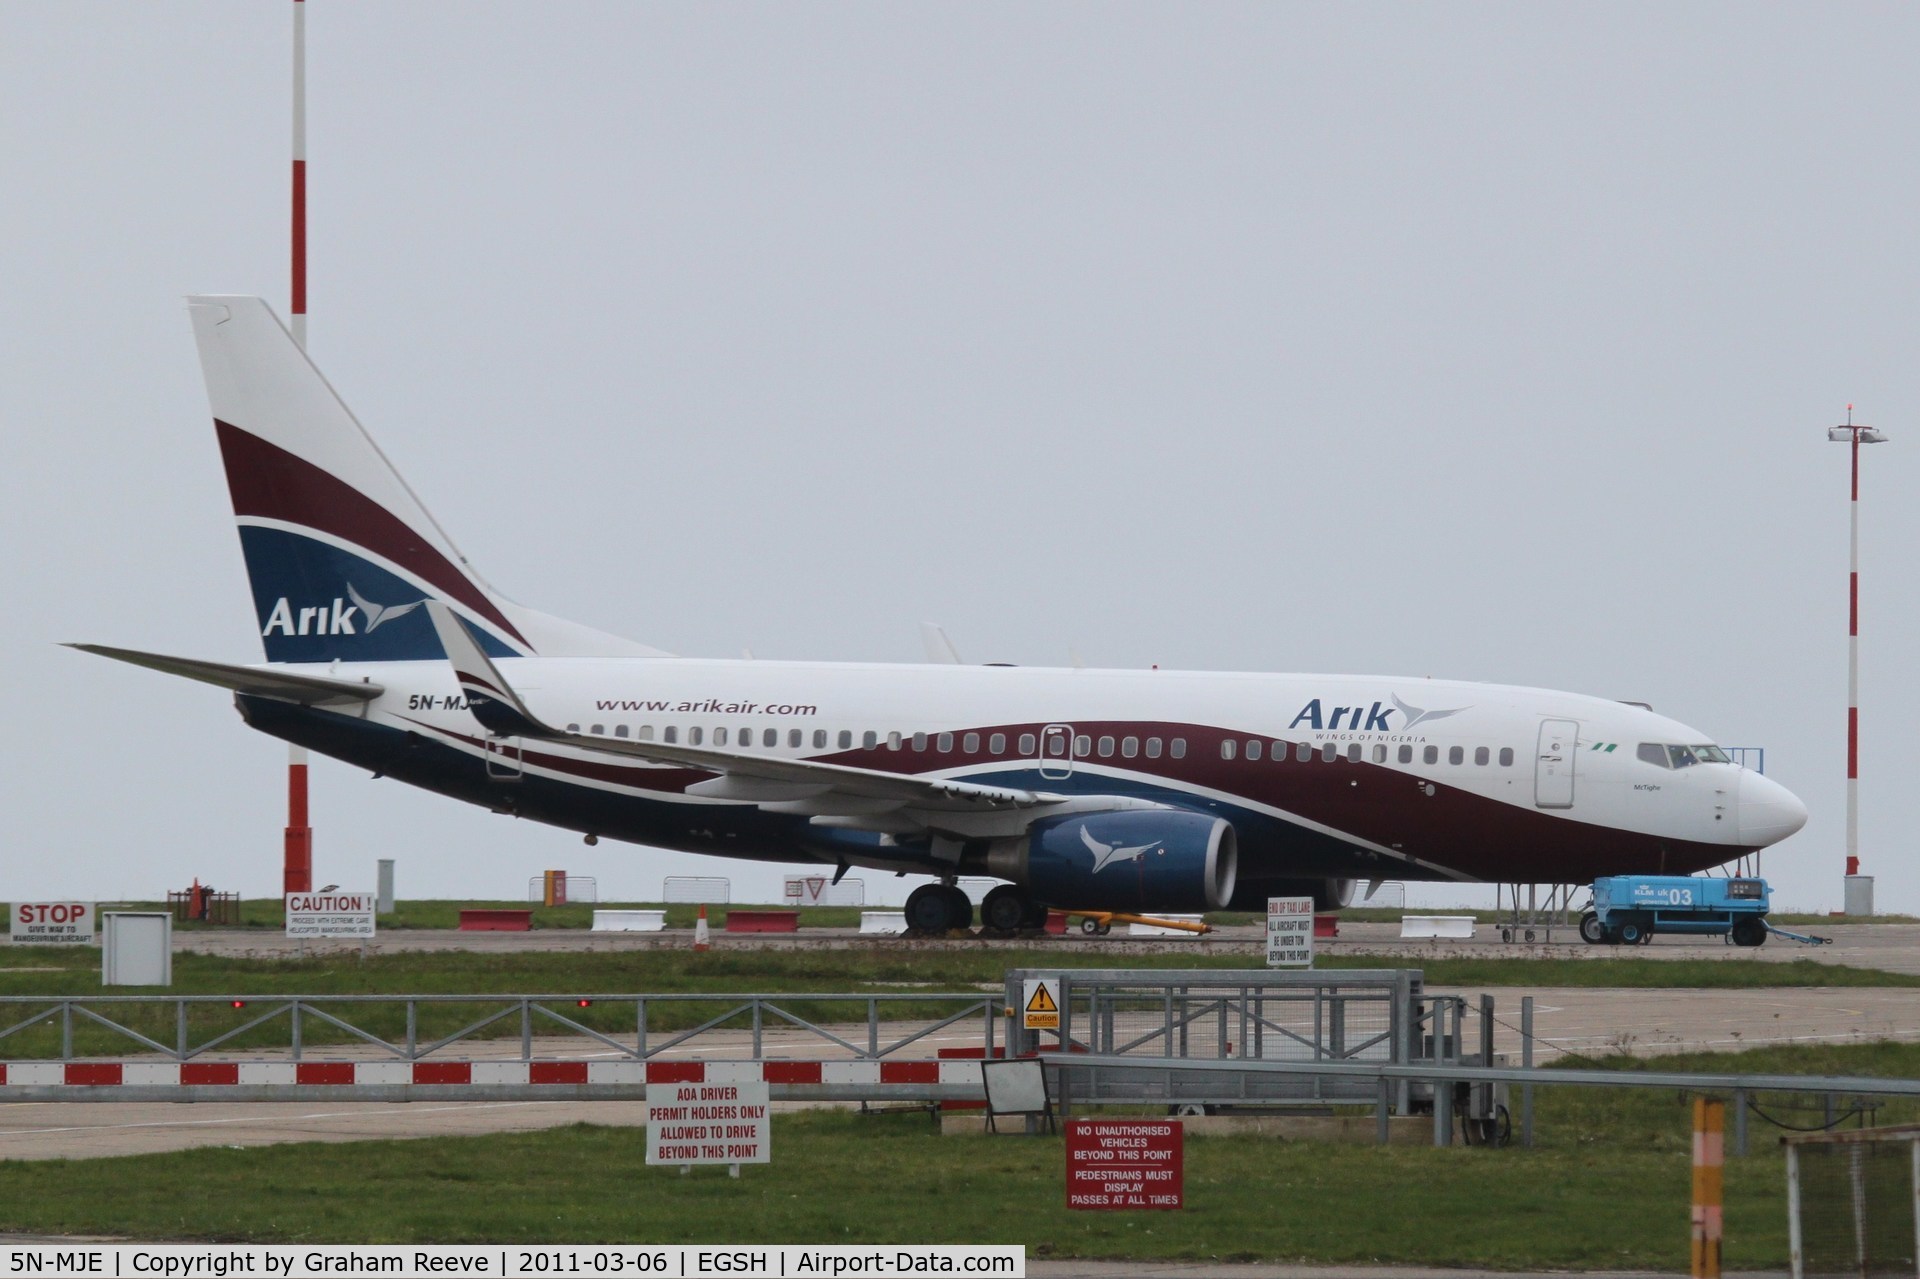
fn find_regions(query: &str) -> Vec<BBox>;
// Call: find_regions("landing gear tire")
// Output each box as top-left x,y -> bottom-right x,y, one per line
1730,916 -> 1768,948
904,884 -> 952,933
1579,911 -> 1605,945
981,886 -> 1029,935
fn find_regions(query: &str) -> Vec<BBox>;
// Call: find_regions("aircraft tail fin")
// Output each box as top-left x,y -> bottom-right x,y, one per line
186,296 -> 666,663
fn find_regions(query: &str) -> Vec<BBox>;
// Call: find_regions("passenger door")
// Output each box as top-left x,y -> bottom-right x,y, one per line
1534,719 -> 1577,809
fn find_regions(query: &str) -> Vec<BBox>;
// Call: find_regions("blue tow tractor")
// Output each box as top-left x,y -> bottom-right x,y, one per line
1579,875 -> 1830,948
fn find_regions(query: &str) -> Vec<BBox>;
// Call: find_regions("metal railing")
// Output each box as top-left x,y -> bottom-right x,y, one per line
0,993 -> 1005,1063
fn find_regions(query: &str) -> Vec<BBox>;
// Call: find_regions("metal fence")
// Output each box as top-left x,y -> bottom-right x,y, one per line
1004,968 -> 1456,1110
0,992 -> 1003,1064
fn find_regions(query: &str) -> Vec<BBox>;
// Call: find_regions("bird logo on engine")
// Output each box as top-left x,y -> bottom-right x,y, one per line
1080,825 -> 1162,873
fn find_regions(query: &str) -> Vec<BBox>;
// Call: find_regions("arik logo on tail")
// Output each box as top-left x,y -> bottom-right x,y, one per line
1081,825 -> 1162,873
260,584 -> 424,637
1288,695 -> 1470,732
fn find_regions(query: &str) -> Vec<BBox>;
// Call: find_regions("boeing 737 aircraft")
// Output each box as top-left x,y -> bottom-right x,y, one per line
76,296 -> 1809,934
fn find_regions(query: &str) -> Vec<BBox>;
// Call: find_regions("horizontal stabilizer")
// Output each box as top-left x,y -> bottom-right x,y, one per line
66,644 -> 383,704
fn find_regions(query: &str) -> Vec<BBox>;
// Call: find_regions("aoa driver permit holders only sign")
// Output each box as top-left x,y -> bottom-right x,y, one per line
1266,895 -> 1315,967
8,903 -> 95,946
1066,1119 -> 1184,1209
646,1079 -> 771,1170
284,892 -> 376,938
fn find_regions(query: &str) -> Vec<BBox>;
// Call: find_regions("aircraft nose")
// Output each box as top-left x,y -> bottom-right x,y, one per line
1737,770 -> 1809,847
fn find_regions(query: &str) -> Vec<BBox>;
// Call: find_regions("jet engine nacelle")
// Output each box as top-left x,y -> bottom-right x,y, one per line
988,811 -> 1238,913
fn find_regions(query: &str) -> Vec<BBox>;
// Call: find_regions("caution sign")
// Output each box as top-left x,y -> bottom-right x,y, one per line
9,902 -> 95,946
1022,977 -> 1062,1031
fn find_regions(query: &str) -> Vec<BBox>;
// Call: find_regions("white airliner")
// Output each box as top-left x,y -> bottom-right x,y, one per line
75,296 -> 1809,934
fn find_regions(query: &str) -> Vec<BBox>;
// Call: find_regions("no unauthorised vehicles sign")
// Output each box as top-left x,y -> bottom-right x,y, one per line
1066,1118 -> 1183,1209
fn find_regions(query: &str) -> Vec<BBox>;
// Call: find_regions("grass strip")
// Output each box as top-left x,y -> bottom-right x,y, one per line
0,1109 -> 1788,1268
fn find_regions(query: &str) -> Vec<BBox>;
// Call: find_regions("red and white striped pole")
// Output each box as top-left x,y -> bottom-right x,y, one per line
1829,406 -> 1886,913
283,0 -> 313,896
290,0 -> 307,349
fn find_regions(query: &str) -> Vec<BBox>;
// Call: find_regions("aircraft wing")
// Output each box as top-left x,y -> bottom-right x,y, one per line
67,644 -> 384,705
424,603 -> 1092,830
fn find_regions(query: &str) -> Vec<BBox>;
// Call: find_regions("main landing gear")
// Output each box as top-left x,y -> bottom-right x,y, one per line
903,883 -> 1048,936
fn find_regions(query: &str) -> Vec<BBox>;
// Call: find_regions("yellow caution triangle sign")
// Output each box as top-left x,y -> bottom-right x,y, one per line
1025,984 -> 1059,1015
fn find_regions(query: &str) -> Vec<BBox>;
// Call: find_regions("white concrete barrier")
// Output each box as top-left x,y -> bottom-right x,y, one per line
1127,915 -> 1206,937
859,911 -> 907,935
1399,915 -> 1476,939
591,909 -> 666,933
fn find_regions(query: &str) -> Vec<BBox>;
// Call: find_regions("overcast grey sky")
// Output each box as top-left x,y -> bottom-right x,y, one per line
5,3 -> 1915,913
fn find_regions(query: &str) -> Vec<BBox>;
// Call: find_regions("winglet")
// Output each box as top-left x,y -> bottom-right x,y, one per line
424,600 -> 549,738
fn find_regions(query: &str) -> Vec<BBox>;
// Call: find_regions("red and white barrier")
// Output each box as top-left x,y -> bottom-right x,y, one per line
0,1058 -> 979,1090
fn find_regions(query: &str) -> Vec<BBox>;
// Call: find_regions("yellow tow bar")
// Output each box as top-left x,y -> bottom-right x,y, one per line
1064,910 -> 1212,937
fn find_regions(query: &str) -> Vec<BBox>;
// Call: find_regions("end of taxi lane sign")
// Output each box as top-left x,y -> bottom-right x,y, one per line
1266,895 -> 1314,967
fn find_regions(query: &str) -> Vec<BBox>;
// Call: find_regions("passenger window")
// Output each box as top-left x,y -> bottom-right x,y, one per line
566,723 -> 581,733
911,732 -> 927,752
1246,740 -> 1262,761
990,733 -> 1007,754
1019,733 -> 1037,755
1448,746 -> 1464,765
862,730 -> 877,750
1423,745 -> 1438,765
1474,746 -> 1490,766
1296,741 -> 1312,762
1221,739 -> 1237,761
1121,736 -> 1138,758
1637,743 -> 1669,768
1170,738 -> 1187,759
936,732 -> 953,753
639,725 -> 655,741
663,726 -> 678,743
1398,744 -> 1412,764
1499,747 -> 1514,766
715,727 -> 729,746
1272,742 -> 1285,761
1145,737 -> 1163,759
1321,743 -> 1337,763
809,729 -> 824,749
1347,743 -> 1362,763
963,733 -> 980,754
889,732 -> 904,750
1372,744 -> 1386,763
1074,735 -> 1091,757
1098,736 -> 1115,758
765,728 -> 779,748
689,727 -> 704,745
614,725 -> 629,738
583,723 -> 600,736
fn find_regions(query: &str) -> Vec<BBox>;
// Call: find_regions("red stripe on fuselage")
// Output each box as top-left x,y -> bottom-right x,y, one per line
398,716 -> 1734,881
215,419 -> 528,648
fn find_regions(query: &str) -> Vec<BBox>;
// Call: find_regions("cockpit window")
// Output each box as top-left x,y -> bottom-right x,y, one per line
1639,742 -> 1732,769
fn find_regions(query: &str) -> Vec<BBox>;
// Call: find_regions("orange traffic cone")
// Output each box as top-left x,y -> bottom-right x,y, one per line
693,904 -> 710,952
